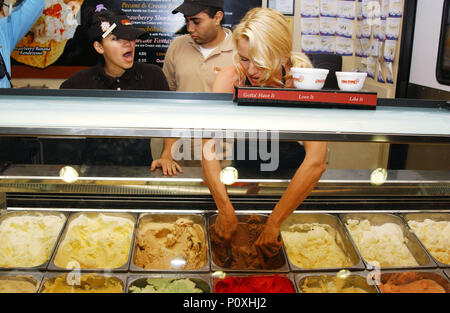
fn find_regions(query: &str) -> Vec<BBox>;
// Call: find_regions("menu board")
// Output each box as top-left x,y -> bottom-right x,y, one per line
223,0 -> 261,29
11,0 -> 262,75
114,0 -> 184,66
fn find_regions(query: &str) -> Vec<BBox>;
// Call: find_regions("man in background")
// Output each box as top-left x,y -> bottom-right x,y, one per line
163,0 -> 233,92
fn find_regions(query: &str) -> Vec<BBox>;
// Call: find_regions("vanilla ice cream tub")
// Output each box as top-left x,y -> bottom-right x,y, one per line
49,212 -> 136,272
341,213 -> 436,270
0,211 -> 67,270
280,213 -> 364,272
402,213 -> 450,267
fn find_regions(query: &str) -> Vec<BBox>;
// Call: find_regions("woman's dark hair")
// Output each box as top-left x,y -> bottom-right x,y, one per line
83,7 -> 127,43
82,7 -> 128,65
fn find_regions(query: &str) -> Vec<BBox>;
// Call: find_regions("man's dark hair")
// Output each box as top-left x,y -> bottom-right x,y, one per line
203,6 -> 224,24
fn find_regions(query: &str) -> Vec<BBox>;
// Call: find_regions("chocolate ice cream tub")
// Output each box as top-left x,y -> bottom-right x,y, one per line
295,271 -> 379,293
401,213 -> 450,268
208,213 -> 290,273
212,273 -> 297,293
126,273 -> 212,293
130,213 -> 210,272
340,213 -> 437,270
0,271 -> 43,293
39,272 -> 126,293
377,269 -> 450,293
0,210 -> 68,271
280,213 -> 365,272
48,212 -> 137,273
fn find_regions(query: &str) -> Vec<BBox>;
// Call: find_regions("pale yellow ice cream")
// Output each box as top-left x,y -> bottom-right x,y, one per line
53,213 -> 134,269
281,223 -> 353,268
408,219 -> 450,264
41,273 -> 123,293
345,219 -> 418,267
129,278 -> 204,293
134,217 -> 206,270
0,213 -> 66,267
300,275 -> 369,293
0,277 -> 38,293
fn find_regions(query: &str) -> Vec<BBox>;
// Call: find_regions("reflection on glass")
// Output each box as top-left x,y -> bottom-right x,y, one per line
59,166 -> 79,183
220,166 -> 238,185
170,257 -> 187,269
370,168 -> 387,185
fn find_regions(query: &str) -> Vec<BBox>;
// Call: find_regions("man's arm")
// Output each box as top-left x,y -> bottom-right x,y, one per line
150,138 -> 182,176
162,40 -> 178,91
10,0 -> 44,48
255,141 -> 327,257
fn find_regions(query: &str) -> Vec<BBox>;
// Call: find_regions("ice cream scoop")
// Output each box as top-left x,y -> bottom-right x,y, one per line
223,244 -> 233,268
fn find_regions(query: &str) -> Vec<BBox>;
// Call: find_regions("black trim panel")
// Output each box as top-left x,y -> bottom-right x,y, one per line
436,0 -> 450,85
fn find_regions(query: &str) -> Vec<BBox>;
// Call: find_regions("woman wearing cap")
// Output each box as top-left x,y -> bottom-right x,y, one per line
61,5 -> 168,91
202,8 -> 327,259
58,6 -> 181,174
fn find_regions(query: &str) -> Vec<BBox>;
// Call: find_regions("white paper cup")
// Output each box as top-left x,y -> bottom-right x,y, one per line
336,72 -> 367,91
291,68 -> 329,90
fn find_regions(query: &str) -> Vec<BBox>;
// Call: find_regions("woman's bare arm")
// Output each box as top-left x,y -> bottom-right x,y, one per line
255,141 -> 328,257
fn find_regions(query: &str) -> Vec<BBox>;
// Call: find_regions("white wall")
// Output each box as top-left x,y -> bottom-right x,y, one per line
409,0 -> 450,91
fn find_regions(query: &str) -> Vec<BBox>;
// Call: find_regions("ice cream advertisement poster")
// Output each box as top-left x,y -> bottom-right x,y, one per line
7,0 -> 84,69
9,0 -> 262,77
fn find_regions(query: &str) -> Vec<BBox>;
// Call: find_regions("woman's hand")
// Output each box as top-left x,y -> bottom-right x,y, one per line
255,221 -> 282,259
214,212 -> 238,243
150,158 -> 182,176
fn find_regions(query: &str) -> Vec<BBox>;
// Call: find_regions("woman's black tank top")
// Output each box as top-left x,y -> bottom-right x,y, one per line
233,66 -> 306,173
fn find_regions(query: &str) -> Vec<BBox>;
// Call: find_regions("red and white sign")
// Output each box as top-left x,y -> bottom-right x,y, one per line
236,87 -> 377,108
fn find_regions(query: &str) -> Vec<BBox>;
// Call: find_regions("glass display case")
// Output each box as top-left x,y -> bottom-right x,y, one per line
0,89 -> 448,294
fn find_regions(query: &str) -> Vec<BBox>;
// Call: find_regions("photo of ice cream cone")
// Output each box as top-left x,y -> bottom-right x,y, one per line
11,0 -> 84,68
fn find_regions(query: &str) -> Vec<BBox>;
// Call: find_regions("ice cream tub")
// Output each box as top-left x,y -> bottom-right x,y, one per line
130,213 -> 209,272
280,213 -> 365,272
0,210 -> 68,271
340,213 -> 437,270
377,269 -> 450,293
126,273 -> 212,293
0,271 -> 43,293
48,212 -> 137,272
208,213 -> 289,272
401,213 -> 450,268
295,271 -> 379,293
444,269 -> 450,281
38,272 -> 126,293
213,273 -> 297,293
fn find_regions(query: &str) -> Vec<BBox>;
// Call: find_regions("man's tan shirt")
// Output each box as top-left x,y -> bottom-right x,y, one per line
162,28 -> 234,92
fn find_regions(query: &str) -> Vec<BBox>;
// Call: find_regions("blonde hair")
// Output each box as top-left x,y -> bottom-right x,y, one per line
232,7 -> 312,86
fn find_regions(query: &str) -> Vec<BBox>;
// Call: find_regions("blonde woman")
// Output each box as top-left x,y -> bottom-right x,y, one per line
212,7 -> 313,91
203,8 -> 327,260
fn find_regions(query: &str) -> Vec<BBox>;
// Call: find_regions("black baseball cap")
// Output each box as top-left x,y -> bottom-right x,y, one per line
87,7 -> 146,41
172,0 -> 224,16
